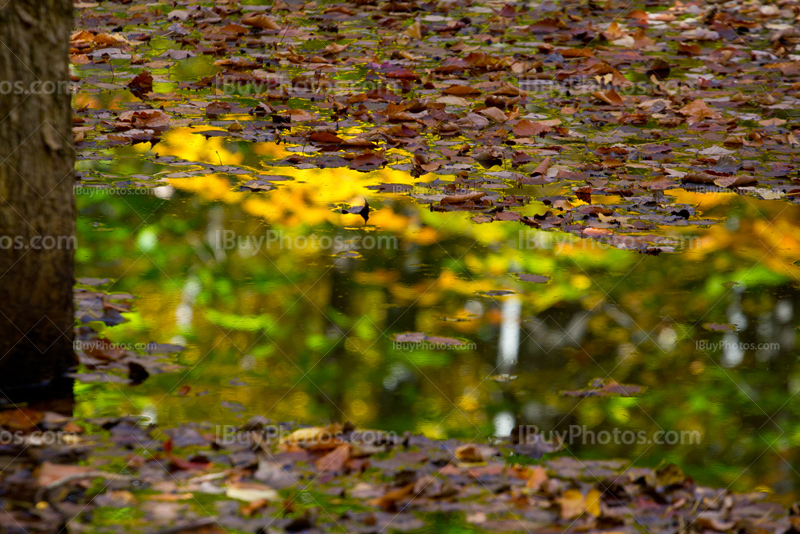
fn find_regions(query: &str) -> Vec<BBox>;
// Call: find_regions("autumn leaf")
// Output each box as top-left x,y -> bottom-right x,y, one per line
526,466 -> 548,491
561,378 -> 646,397
309,131 -> 343,144
225,483 -> 280,502
441,192 -> 485,205
36,462 -> 95,487
350,152 -> 385,172
455,444 -> 484,463
517,274 -> 550,283
513,119 -> 551,137
241,14 -> 281,30
118,109 -> 169,130
557,489 -> 586,519
592,88 -> 624,106
0,408 -> 43,431
316,444 -> 351,472
678,99 -> 723,122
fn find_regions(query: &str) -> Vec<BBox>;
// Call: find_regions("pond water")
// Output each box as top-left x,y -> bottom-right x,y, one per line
74,130 -> 800,503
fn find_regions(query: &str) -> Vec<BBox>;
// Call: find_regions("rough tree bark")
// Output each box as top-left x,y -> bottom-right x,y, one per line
0,1 -> 76,388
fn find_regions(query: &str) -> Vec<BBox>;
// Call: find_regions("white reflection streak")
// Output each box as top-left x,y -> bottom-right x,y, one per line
497,295 -> 521,374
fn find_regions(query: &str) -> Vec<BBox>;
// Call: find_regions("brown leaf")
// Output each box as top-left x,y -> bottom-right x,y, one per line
118,109 -> 170,130
526,466 -> 548,491
441,192 -> 485,204
0,408 -> 43,431
36,462 -> 94,487
351,151 -> 385,171
82,337 -> 126,361
592,88 -> 624,106
316,444 -> 351,472
532,156 -> 551,177
368,484 -> 415,511
309,131 -> 344,144
455,444 -> 484,463
322,42 -> 348,55
513,119 -> 551,137
478,107 -> 508,122
442,85 -> 481,97
678,99 -> 722,122
241,14 -> 281,30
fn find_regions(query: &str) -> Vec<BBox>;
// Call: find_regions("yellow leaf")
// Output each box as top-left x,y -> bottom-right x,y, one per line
405,20 -> 422,39
557,489 -> 585,519
586,488 -> 602,517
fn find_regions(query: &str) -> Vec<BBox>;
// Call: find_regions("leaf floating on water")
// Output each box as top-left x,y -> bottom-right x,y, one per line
480,289 -> 516,297
440,191 -> 485,205
703,323 -> 736,331
394,332 -> 426,343
127,69 -> 152,98
392,332 -> 465,346
516,274 -> 550,283
340,199 -> 370,224
488,374 -> 517,382
76,277 -> 109,286
350,152 -> 385,172
239,180 -> 275,192
561,378 -> 646,397
309,131 -> 343,144
117,109 -> 170,130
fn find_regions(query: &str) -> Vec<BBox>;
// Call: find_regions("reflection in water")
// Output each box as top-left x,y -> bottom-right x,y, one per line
73,136 -> 800,503
497,296 -> 520,374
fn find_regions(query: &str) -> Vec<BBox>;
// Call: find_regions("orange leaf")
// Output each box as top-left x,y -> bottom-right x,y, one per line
316,444 -> 351,472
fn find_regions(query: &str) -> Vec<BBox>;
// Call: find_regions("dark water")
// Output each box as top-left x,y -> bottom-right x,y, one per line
74,131 -> 800,503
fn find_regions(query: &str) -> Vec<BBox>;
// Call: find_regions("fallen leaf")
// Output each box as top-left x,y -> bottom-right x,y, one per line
225,483 -> 280,502
316,444 -> 351,472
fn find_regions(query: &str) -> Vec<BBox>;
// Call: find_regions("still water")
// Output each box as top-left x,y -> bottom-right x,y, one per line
73,130 -> 800,503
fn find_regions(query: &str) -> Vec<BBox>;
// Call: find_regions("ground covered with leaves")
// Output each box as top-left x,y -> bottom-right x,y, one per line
72,0 -> 800,253
1,409 -> 797,534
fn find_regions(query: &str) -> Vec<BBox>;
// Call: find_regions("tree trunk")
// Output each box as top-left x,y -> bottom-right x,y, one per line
0,0 -> 76,387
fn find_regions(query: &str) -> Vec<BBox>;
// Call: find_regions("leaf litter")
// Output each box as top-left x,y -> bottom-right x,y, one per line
71,0 -> 800,255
